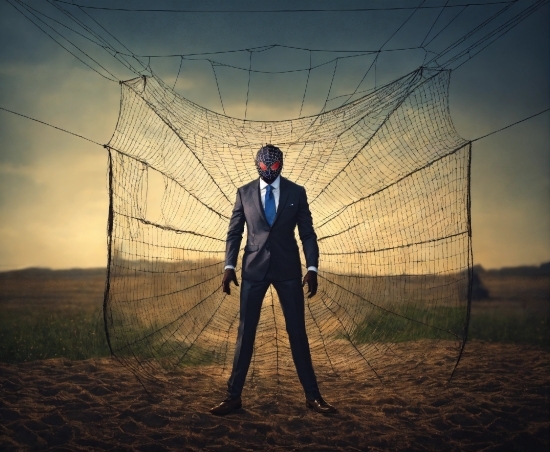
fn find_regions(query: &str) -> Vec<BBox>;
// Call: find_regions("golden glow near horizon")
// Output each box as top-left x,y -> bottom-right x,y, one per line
0,2 -> 548,271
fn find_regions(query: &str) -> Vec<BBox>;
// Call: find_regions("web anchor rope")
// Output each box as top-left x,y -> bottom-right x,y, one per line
470,107 -> 550,142
3,104 -> 546,152
51,0 -> 519,13
0,106 -> 105,147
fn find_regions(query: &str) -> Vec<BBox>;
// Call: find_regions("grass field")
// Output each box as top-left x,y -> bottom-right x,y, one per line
0,268 -> 110,363
469,305 -> 549,348
0,305 -> 110,362
469,269 -> 549,349
351,305 -> 466,343
0,267 -> 548,363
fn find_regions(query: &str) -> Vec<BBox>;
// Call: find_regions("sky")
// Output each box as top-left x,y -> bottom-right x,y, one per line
0,0 -> 548,271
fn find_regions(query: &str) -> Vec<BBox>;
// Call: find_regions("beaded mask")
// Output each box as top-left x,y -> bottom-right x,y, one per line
255,144 -> 283,184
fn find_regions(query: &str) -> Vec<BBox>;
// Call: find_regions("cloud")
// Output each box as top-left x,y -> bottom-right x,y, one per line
0,60 -> 118,269
0,1 -> 548,271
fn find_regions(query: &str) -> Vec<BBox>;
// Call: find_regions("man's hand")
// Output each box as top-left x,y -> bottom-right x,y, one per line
302,270 -> 318,298
222,268 -> 239,295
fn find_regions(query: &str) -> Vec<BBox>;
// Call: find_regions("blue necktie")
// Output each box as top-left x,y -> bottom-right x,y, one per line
264,185 -> 276,226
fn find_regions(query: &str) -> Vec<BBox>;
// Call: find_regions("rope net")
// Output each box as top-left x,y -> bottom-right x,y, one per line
104,66 -> 472,386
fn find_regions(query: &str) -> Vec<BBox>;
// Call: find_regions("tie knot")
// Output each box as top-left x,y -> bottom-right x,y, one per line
266,185 -> 272,195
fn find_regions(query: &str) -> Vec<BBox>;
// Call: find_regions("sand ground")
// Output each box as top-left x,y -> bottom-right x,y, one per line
0,341 -> 548,451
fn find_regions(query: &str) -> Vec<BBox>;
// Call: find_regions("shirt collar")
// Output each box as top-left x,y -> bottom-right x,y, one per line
259,175 -> 281,191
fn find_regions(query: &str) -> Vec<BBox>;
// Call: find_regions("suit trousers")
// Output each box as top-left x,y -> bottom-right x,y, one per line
227,277 -> 320,400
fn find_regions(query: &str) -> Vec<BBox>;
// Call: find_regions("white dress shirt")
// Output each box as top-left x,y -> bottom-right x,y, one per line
225,175 -> 317,273
260,175 -> 281,210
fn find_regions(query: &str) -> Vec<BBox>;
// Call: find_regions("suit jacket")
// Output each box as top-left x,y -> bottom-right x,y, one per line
225,176 -> 319,282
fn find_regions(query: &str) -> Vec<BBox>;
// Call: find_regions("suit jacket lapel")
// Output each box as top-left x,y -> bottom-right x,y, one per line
252,178 -> 269,225
273,177 -> 290,226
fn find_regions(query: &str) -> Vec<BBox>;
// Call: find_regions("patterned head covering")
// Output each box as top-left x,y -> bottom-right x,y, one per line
255,144 -> 283,184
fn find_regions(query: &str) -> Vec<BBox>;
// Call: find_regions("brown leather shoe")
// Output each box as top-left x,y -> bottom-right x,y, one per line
306,396 -> 336,414
210,397 -> 242,415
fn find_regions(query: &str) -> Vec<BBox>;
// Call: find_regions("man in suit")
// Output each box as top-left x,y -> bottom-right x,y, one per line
210,144 -> 336,415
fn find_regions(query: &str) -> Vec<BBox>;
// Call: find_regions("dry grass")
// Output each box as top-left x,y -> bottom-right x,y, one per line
0,267 -> 548,364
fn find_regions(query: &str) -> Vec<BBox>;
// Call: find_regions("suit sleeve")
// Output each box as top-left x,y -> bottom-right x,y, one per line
297,186 -> 319,270
225,189 -> 246,268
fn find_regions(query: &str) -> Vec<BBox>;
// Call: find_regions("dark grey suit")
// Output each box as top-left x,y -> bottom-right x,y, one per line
225,176 -> 321,399
225,177 -> 319,281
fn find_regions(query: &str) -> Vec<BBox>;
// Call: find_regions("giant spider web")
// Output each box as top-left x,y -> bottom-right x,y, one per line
103,65 -> 472,386
7,0 -> 546,389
